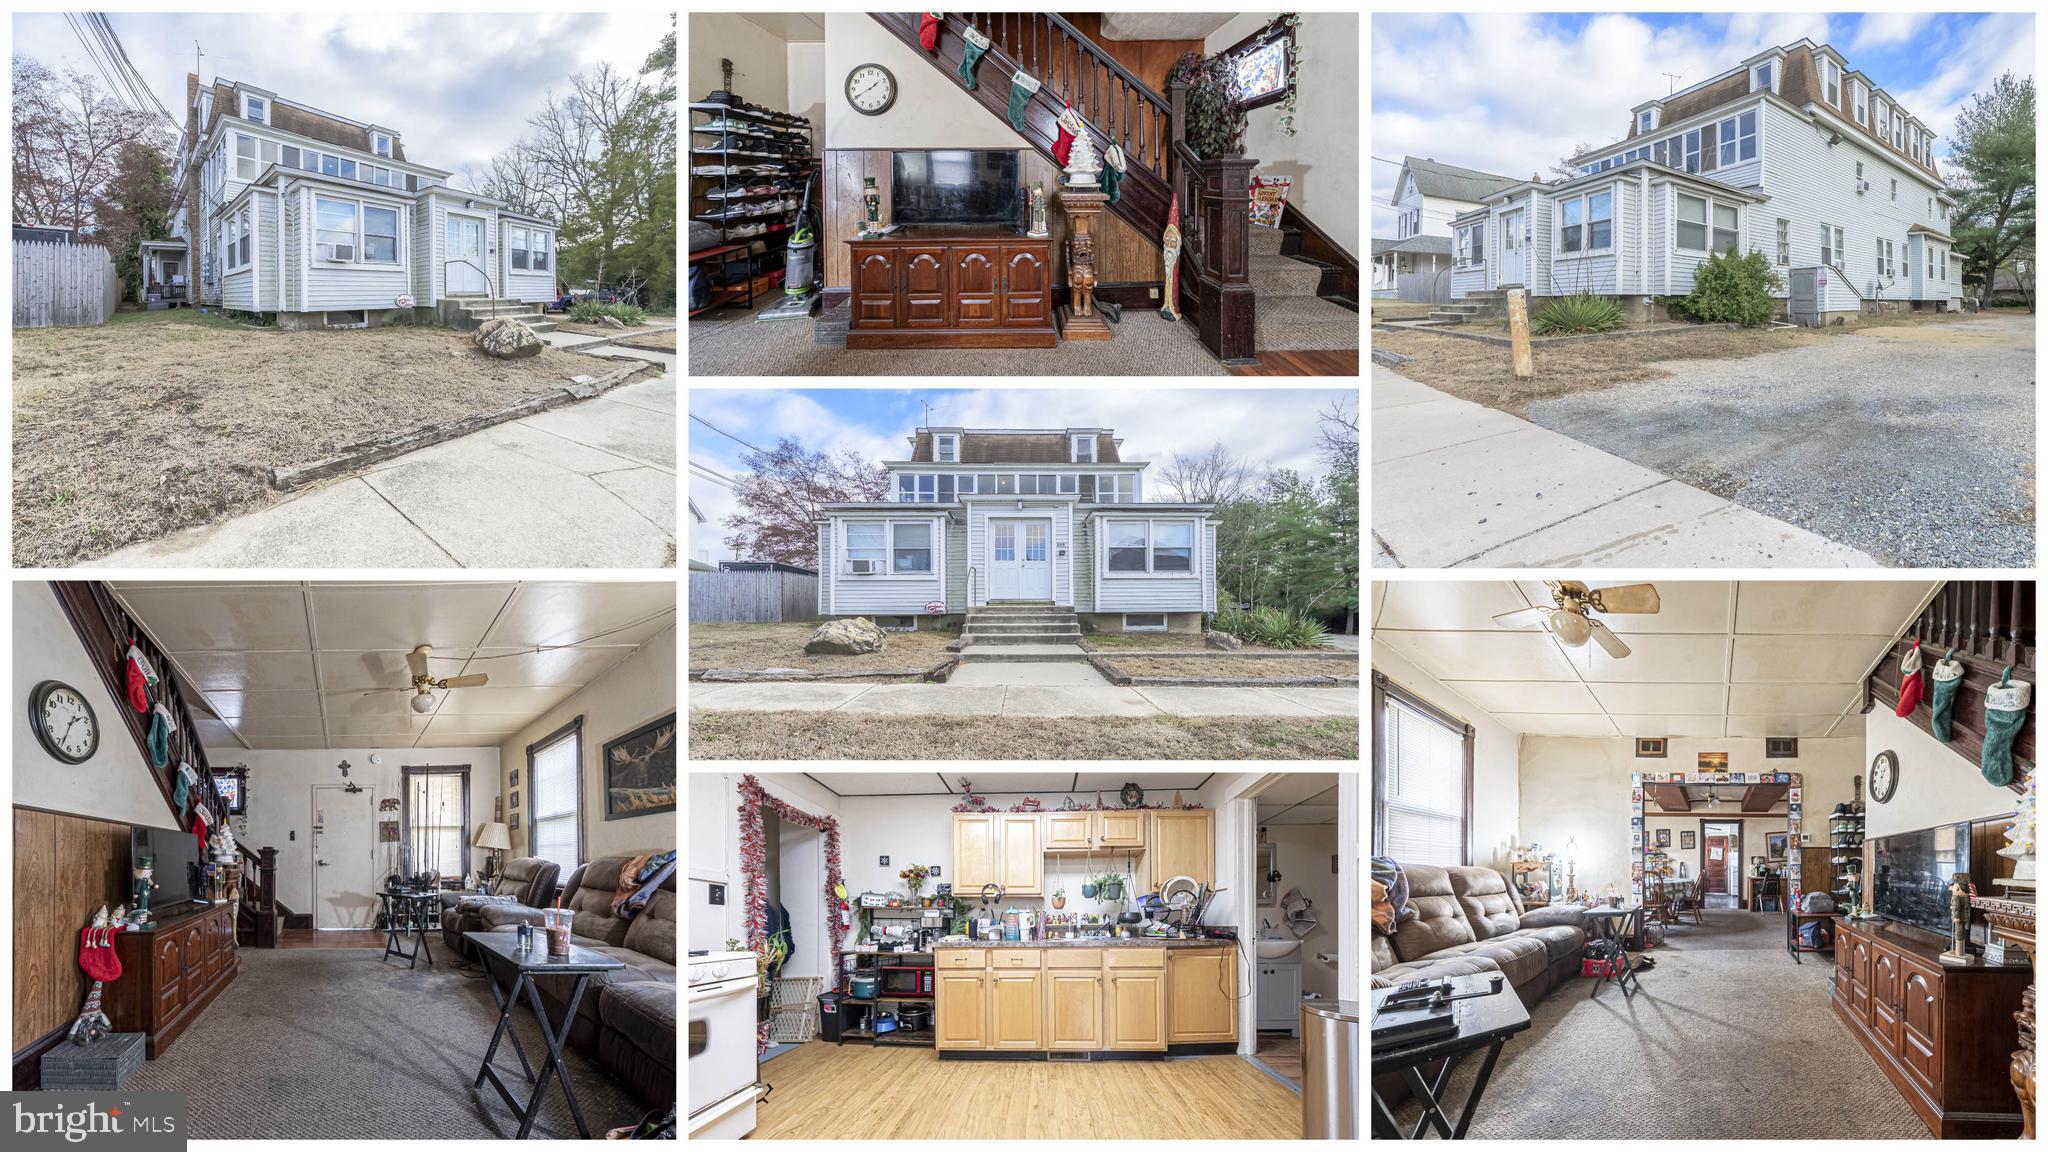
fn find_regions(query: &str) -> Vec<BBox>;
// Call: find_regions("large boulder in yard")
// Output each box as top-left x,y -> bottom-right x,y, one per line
1204,630 -> 1243,651
475,317 -> 543,359
806,617 -> 887,655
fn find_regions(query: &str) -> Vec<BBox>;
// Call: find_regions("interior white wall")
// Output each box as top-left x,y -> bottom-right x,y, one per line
1205,12 -> 1360,256
1643,813 -> 1790,889
1372,645 -> 1522,871
1863,708 -> 2023,838
823,12 -> 1020,149
13,581 -> 167,828
787,41 -> 826,154
687,772 -> 843,954
1338,771 -> 1358,1003
689,13 -> 792,114
210,745 -> 501,916
1261,824 -> 1339,999
779,820 -> 827,980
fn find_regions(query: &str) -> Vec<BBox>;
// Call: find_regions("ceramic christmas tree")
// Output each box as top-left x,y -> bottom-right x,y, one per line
1063,122 -> 1102,188
1996,772 -> 2035,887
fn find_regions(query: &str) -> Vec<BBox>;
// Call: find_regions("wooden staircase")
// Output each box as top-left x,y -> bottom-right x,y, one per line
1865,579 -> 2036,792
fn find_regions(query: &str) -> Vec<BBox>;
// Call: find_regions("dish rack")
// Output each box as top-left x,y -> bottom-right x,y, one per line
767,974 -> 823,1044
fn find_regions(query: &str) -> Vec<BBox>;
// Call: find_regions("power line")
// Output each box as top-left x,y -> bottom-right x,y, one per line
99,14 -> 178,126
689,413 -> 770,456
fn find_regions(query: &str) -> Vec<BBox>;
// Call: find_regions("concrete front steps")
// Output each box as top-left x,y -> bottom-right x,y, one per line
958,603 -> 1087,658
438,295 -> 559,334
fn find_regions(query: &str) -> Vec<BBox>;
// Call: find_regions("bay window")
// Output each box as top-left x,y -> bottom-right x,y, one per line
1103,519 -> 1197,576
531,231 -> 550,271
511,226 -> 530,270
1676,194 -> 1707,251
892,523 -> 932,573
363,205 -> 399,263
846,523 -> 885,569
1711,201 -> 1739,254
1559,190 -> 1611,255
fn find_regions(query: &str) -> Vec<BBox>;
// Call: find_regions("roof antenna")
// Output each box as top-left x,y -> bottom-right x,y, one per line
921,400 -> 933,428
1662,71 -> 1684,96
195,40 -> 204,82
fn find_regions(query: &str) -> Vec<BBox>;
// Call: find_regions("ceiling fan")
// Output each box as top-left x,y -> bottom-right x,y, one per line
360,645 -> 489,714
1493,581 -> 1660,658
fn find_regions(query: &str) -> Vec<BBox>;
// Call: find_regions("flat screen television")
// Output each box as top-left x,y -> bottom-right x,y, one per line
891,149 -> 1019,226
132,823 -> 209,913
1872,822 -> 1971,937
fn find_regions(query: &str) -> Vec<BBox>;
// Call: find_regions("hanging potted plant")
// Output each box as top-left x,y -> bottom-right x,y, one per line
1170,51 -> 1247,159
1052,887 -> 1067,910
1093,870 -> 1126,903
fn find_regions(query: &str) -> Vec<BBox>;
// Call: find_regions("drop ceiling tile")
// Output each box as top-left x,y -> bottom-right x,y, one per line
808,772 -> 954,796
1605,715 -> 1727,739
167,651 -> 319,693
316,648 -> 480,692
1587,682 -> 1727,715
1072,772 -> 1214,792
1441,680 -> 1603,715
1731,636 -> 1886,683
961,773 -> 1091,795
412,730 -> 500,748
323,690 -> 423,719
431,684 -> 578,717
1258,805 -> 1337,824
453,645 -> 640,688
1519,580 -> 1732,633
1572,634 -> 1730,683
239,736 -> 333,750
228,715 -> 328,738
1733,581 -> 1935,635
1725,715 -> 1846,738
202,690 -> 324,720
1726,683 -> 1861,716
481,582 -> 677,648
1247,773 -> 1339,805
327,714 -> 431,737
192,718 -> 241,747
306,584 -> 516,651
117,586 -> 312,650
418,714 -> 525,736
1375,583 -> 1536,632
1491,713 -> 1621,737
1373,629 -> 1583,683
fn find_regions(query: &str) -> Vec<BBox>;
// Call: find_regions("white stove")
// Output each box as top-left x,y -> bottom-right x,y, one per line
688,950 -> 761,1138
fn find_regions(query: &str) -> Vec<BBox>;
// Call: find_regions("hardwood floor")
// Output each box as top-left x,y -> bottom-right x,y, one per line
277,928 -> 386,949
1225,349 -> 1359,376
753,1041 -> 1301,1138
1255,1033 -> 1304,1088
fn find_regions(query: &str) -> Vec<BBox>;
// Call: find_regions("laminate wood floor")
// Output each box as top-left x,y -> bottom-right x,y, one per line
1224,349 -> 1359,376
1255,1033 -> 1304,1087
752,1041 -> 1302,1138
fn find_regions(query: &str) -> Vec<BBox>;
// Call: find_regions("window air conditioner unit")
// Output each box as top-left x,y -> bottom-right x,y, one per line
850,559 -> 882,575
1856,180 -> 1870,194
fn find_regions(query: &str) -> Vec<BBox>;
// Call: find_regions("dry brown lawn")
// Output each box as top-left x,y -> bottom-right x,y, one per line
1370,300 -> 1436,322
1101,655 -> 1359,680
616,329 -> 677,352
1083,631 -> 1293,654
690,622 -> 959,674
12,310 -> 622,566
688,712 -> 1360,760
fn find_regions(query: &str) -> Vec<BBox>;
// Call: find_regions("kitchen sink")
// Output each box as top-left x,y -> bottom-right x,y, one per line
1256,939 -> 1301,959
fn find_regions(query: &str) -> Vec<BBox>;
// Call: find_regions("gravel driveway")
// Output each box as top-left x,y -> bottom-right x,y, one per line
1523,313 -> 2035,567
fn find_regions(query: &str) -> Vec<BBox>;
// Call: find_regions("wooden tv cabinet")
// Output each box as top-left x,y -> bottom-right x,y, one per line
1831,916 -> 2029,1137
104,901 -> 239,1059
845,225 -> 1055,348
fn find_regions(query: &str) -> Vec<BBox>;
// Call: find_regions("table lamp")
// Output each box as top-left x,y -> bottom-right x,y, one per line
1564,837 -> 1580,904
474,821 -> 512,884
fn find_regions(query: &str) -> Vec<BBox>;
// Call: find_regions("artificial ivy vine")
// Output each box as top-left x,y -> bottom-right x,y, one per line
1262,13 -> 1302,138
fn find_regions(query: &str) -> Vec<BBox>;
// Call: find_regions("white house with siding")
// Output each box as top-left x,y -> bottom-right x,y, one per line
1375,156 -> 1519,302
815,428 -> 1217,634
174,75 -> 561,329
1448,39 -> 1962,323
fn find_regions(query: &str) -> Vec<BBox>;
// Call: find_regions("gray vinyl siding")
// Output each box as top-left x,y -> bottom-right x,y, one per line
282,193 -> 301,311
817,524 -> 833,615
945,519 -> 968,608
1089,513 -> 1212,613
221,267 -> 253,309
1073,517 -> 1096,611
501,220 -> 556,303
823,513 -> 948,615
1648,182 -> 1668,294
254,193 -> 277,310
413,196 -> 435,304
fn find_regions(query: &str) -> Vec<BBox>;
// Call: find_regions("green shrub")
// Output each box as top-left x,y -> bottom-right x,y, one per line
1656,295 -> 1698,322
568,300 -> 607,323
605,303 -> 647,326
567,301 -> 648,326
1531,293 -> 1625,335
1681,249 -> 1784,327
1212,604 -> 1329,649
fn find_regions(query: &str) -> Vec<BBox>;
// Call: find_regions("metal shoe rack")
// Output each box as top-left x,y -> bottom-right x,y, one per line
689,102 -> 815,316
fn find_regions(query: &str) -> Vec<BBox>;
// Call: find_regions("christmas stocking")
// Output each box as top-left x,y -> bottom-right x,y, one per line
1982,667 -> 2032,787
1894,642 -> 1925,717
79,923 -> 123,982
147,702 -> 176,769
124,643 -> 158,713
1053,104 -> 1083,167
1006,70 -> 1041,133
1102,144 -> 1127,204
173,761 -> 200,810
919,12 -> 943,53
1929,649 -> 1966,743
958,25 -> 990,89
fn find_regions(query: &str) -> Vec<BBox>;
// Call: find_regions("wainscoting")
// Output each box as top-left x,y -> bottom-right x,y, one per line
13,807 -> 131,1051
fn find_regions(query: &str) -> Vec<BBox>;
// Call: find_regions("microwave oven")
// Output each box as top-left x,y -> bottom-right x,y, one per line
880,965 -> 934,996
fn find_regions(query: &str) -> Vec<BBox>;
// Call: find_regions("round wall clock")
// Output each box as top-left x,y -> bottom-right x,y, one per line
30,679 -> 99,765
1869,749 -> 1900,803
845,63 -> 898,116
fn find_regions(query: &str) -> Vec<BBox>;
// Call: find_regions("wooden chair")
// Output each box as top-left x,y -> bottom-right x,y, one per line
1677,880 -> 1704,925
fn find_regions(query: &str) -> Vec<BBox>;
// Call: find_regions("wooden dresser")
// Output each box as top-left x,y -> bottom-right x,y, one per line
845,225 -> 1055,348
104,901 -> 239,1058
1831,916 -> 2029,1137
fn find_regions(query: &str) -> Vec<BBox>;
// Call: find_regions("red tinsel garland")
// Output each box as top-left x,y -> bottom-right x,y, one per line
737,774 -> 846,1053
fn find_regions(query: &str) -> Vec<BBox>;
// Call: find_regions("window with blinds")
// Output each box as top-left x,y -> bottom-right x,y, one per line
403,767 -> 469,880
1379,693 -> 1470,866
529,724 -> 582,875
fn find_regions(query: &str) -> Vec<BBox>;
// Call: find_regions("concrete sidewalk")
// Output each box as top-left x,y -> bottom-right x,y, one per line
689,680 -> 1360,718
1372,367 -> 1878,568
95,375 -> 676,568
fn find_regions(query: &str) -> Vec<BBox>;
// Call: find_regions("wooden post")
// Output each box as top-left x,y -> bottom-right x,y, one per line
1507,288 -> 1534,379
1056,189 -> 1112,340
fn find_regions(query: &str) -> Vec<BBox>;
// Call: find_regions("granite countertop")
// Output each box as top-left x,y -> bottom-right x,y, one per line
937,936 -> 1235,949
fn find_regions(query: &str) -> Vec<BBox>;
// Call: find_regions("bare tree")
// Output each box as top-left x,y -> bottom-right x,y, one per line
12,56 -> 171,229
1315,395 -> 1359,473
1550,141 -> 1602,183
1156,443 -> 1264,504
722,438 -> 891,567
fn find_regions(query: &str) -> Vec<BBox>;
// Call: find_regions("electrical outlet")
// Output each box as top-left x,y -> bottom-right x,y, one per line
709,883 -> 726,905
1149,287 -> 1159,299
880,855 -> 890,866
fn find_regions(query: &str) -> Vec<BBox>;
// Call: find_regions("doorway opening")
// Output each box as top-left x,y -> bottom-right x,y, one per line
1245,772 -> 1341,1091
1701,820 -> 1742,906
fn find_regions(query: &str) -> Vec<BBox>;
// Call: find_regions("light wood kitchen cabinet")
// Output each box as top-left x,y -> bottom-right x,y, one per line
990,968 -> 1045,1049
1104,964 -> 1168,1051
1043,950 -> 1105,1049
1044,811 -> 1094,851
1096,809 -> 1146,848
952,814 -> 999,894
935,964 -> 989,1050
1148,810 -> 1215,889
1167,946 -> 1239,1044
997,813 -> 1044,895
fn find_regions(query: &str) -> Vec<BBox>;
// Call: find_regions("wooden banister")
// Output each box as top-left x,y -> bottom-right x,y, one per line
1865,580 -> 2035,794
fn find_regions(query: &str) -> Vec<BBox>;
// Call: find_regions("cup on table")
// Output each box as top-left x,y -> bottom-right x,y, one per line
543,908 -> 573,957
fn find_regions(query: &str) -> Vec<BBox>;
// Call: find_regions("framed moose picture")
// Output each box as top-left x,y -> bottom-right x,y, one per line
604,712 -> 677,820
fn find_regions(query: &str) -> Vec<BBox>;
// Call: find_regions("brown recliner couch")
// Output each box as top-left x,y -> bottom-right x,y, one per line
1373,863 -> 1587,1007
440,856 -> 562,959
482,855 -> 675,1108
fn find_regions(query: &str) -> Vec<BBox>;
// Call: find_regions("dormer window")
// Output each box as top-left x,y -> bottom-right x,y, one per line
934,433 -> 958,462
1821,58 -> 1841,107
1853,80 -> 1867,124
1072,434 -> 1096,463
242,93 -> 267,123
1637,108 -> 1657,134
1750,60 -> 1777,94
372,132 -> 392,158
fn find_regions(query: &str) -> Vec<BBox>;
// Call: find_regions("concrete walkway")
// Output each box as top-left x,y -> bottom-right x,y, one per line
690,679 -> 1359,718
1372,367 -> 1879,568
95,374 -> 676,568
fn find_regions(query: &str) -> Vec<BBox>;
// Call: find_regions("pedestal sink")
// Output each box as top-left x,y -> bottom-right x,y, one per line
1256,938 -> 1301,959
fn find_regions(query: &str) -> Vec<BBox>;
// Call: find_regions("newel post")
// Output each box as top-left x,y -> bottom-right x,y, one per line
258,846 -> 277,910
1188,154 -> 1259,364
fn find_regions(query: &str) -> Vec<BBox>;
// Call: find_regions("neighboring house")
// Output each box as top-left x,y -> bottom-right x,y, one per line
172,74 -> 561,329
1374,157 -> 1519,303
1989,248 -> 2035,305
815,428 -> 1217,634
1449,39 -> 1962,323
687,498 -> 717,571
13,223 -> 80,244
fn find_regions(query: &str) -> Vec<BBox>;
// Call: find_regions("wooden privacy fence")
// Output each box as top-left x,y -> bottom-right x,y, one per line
690,569 -> 821,623
13,241 -> 120,327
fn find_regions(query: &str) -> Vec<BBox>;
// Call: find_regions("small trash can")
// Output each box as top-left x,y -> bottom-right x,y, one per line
1302,999 -> 1359,1139
817,991 -> 846,1042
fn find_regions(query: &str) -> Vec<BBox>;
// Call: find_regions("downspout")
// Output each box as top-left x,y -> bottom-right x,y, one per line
1639,168 -> 1650,300
274,184 -> 285,314
251,192 -> 261,311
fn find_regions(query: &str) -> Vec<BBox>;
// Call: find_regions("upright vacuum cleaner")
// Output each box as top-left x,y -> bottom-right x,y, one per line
758,169 -> 820,321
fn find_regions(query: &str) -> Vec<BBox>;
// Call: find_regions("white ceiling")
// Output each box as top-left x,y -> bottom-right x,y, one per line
110,582 -> 675,751
1254,772 -> 1339,824
803,772 -> 1215,798
1372,581 -> 1939,739
741,13 -> 825,42
1097,14 -> 1239,41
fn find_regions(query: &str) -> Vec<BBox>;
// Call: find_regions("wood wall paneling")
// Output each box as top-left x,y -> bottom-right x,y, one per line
1056,14 -> 1201,97
13,807 -> 131,1051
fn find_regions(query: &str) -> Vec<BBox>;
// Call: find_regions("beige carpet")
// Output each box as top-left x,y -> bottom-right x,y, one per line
1249,226 -> 1360,351
1387,911 -> 1928,1139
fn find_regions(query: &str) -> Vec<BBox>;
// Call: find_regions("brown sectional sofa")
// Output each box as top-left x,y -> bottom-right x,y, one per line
1372,863 -> 1587,1007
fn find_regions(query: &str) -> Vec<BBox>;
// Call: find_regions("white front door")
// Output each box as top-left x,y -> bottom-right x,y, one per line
989,518 -> 1053,600
312,784 -> 376,930
1499,207 -> 1526,285
444,213 -> 487,294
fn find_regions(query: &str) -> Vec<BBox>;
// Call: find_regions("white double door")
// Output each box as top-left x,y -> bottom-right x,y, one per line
445,213 -> 488,294
989,517 -> 1052,600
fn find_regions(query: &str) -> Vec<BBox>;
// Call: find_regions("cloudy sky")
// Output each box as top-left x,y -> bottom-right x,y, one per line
12,11 -> 669,182
1372,11 -> 2036,239
688,388 -> 1355,564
